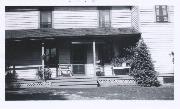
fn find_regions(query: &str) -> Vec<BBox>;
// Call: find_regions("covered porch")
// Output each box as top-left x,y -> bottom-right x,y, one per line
5,28 -> 141,80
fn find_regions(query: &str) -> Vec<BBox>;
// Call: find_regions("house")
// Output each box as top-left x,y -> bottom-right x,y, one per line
5,6 -> 174,85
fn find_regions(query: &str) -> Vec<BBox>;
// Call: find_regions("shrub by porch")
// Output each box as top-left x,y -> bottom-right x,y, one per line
111,38 -> 160,87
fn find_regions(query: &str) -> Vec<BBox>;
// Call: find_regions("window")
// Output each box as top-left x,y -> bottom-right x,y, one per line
155,5 -> 168,22
98,7 -> 111,28
40,10 -> 52,28
45,47 -> 58,67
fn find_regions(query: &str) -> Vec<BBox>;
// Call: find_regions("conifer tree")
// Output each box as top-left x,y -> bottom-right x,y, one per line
111,38 -> 160,87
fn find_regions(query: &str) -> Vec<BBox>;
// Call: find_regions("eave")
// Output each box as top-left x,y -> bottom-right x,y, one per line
5,28 -> 141,40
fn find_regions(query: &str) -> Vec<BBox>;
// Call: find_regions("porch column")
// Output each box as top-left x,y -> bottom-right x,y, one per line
93,41 -> 96,76
41,43 -> 45,80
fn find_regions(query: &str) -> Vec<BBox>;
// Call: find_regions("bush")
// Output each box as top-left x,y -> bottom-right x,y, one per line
111,38 -> 160,87
130,69 -> 160,87
96,71 -> 105,76
5,69 -> 18,88
129,39 -> 160,87
36,67 -> 52,81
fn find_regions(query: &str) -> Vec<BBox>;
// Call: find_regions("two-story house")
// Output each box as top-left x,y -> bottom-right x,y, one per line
5,6 -> 174,85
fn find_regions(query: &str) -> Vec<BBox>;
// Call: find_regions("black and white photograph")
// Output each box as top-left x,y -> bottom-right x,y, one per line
5,5 -> 174,100
1,0 -> 180,109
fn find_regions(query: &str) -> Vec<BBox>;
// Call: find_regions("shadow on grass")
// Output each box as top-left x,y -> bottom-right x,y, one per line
5,86 -> 174,100
6,93 -> 68,101
5,88 -> 68,100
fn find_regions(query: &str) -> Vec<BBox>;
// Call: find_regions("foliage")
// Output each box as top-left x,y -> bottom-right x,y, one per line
96,71 -> 105,76
111,38 -> 160,87
5,67 -> 18,88
36,67 -> 52,81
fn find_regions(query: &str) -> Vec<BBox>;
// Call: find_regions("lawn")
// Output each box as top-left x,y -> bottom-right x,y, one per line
5,86 -> 174,100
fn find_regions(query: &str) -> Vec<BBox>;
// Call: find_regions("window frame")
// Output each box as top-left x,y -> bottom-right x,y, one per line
98,7 -> 111,28
40,8 -> 53,28
44,47 -> 58,67
155,5 -> 169,23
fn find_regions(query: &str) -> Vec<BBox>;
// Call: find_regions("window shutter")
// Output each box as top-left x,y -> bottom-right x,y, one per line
40,11 -> 52,28
99,7 -> 111,28
155,5 -> 168,22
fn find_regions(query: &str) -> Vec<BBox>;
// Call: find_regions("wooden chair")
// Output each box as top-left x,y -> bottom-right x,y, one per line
58,64 -> 72,77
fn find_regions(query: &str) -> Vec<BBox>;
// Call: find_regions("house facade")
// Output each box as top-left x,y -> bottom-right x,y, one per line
5,6 -> 174,84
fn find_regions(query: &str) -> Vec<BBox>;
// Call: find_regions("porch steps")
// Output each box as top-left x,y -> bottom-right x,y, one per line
49,76 -> 98,88
50,84 -> 98,88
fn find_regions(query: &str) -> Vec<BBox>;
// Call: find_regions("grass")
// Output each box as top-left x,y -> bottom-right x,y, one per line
5,86 -> 174,100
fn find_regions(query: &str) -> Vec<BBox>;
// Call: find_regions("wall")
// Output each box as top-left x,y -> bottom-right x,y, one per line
6,42 -> 42,79
139,6 -> 174,74
111,6 -> 132,28
58,41 -> 71,64
6,42 -> 42,66
53,7 -> 98,29
6,10 -> 39,30
6,6 -> 135,30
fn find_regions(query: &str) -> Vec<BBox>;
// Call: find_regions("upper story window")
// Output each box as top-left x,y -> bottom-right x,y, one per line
155,5 -> 168,22
40,8 -> 52,28
98,7 -> 111,28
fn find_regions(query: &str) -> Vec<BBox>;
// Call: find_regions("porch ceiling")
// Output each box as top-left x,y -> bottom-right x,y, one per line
6,28 -> 140,39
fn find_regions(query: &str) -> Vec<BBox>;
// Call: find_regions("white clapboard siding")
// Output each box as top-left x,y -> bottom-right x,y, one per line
6,11 -> 39,30
111,7 -> 131,28
53,7 -> 98,29
49,68 -> 57,78
140,6 -> 174,74
104,64 -> 113,76
15,66 -> 57,79
85,64 -> 94,76
16,69 -> 37,79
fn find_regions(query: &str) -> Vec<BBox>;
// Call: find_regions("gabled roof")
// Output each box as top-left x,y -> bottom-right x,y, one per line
6,28 -> 140,39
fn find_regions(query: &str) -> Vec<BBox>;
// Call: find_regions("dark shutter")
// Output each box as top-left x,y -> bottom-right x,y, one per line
155,5 -> 168,22
40,11 -> 52,28
99,7 -> 111,28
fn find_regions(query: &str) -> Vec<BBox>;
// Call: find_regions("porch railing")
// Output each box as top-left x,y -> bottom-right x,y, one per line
6,65 -> 43,72
5,65 -> 44,80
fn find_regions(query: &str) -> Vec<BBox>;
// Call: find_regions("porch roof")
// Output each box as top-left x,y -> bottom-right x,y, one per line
6,28 -> 140,39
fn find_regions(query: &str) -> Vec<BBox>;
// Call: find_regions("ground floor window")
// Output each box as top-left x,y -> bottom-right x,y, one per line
45,47 -> 58,67
98,44 -> 114,64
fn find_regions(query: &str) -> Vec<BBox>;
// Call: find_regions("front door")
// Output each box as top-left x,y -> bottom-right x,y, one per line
71,44 -> 87,75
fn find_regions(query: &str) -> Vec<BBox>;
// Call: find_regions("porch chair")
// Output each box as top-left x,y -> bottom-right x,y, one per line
58,64 -> 73,77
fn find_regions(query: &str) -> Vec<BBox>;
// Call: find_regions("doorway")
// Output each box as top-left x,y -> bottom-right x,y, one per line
71,44 -> 87,75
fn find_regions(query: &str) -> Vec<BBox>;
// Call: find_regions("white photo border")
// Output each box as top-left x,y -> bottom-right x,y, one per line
1,0 -> 180,109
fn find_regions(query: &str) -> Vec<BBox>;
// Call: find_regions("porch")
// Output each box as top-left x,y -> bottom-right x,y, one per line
5,28 -> 141,88
6,40 -> 138,79
6,28 -> 140,78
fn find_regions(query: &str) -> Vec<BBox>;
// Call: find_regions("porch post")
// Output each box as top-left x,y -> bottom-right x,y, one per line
42,43 -> 45,80
93,41 -> 96,76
